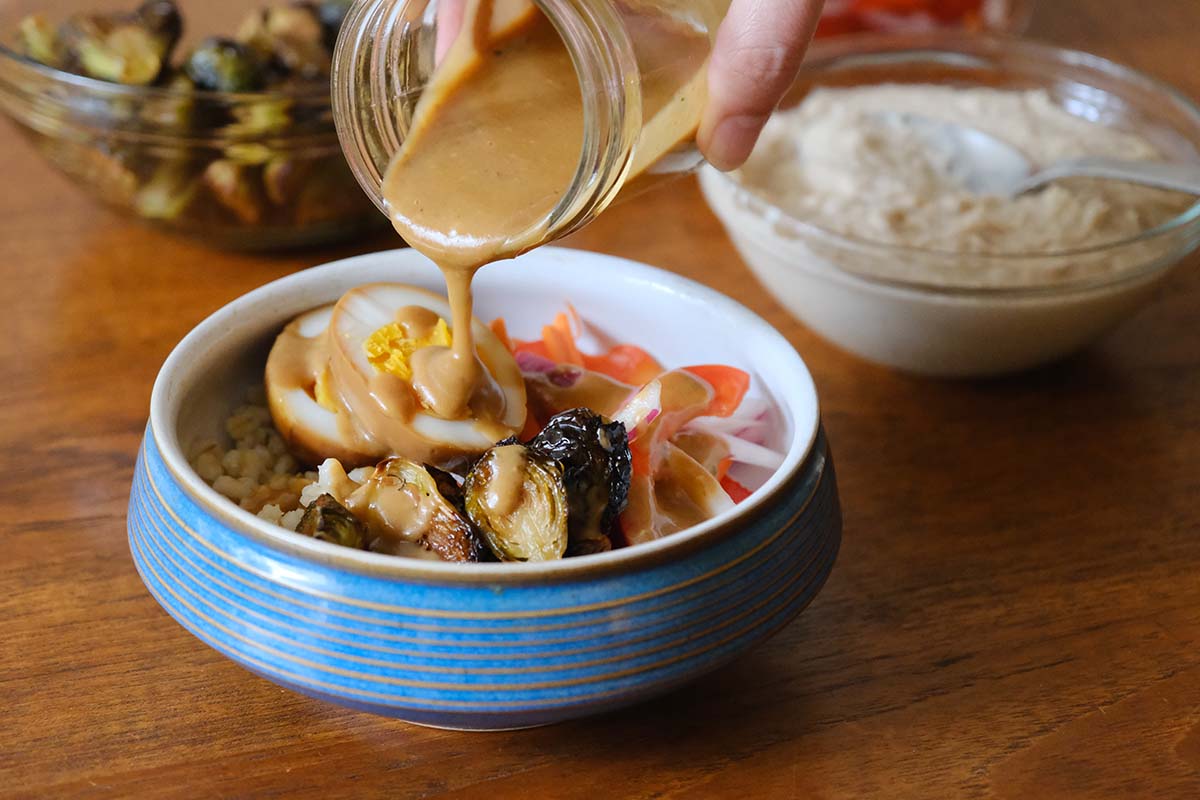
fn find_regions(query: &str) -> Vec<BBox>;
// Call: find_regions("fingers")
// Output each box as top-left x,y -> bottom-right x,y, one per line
435,0 -> 467,63
699,0 -> 824,171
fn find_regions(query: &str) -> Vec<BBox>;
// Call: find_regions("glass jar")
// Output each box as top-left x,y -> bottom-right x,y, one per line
332,0 -> 730,251
816,0 -> 1033,38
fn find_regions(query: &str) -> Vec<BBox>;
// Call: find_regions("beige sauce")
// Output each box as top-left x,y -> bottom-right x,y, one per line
526,370 -> 636,421
266,315 -> 333,404
265,311 -> 372,467
406,272 -> 496,420
484,444 -> 528,516
381,0 -> 715,437
653,442 -> 734,535
346,474 -> 438,543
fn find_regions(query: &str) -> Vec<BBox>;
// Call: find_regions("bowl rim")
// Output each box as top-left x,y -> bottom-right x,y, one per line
705,32 -> 1200,296
147,247 -> 823,584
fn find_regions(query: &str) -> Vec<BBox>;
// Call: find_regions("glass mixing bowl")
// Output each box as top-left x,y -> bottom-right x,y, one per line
0,0 -> 382,249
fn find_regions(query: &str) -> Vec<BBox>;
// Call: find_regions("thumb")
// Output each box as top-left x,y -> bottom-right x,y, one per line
698,0 -> 823,171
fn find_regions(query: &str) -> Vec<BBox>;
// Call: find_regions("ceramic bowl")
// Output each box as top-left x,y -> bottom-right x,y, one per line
700,34 -> 1200,377
127,247 -> 842,730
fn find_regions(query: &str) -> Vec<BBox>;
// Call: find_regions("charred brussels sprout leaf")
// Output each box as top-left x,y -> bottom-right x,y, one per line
297,493 -> 367,549
425,465 -> 468,513
370,459 -> 485,562
184,38 -> 267,92
529,408 -> 631,554
465,445 -> 569,562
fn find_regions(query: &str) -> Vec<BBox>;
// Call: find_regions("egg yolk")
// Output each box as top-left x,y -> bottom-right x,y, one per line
363,318 -> 453,382
314,366 -> 338,412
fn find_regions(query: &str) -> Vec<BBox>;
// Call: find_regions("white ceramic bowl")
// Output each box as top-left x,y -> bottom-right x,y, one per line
700,35 -> 1200,377
127,247 -> 843,728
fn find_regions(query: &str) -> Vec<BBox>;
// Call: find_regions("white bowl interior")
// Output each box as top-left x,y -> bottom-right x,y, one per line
150,247 -> 821,576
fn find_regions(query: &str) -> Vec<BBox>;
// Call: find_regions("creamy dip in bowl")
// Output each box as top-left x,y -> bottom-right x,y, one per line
701,34 -> 1200,376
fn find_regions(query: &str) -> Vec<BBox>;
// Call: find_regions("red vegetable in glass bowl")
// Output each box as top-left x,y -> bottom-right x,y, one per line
816,0 -> 1029,37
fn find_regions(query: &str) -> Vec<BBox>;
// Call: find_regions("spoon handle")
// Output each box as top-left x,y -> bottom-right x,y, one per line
1020,157 -> 1200,196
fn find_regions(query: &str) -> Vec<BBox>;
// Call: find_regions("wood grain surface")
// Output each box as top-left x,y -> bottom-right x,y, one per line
4,1 -> 1200,797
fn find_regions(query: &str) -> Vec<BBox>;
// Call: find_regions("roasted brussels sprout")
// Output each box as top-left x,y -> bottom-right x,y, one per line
56,0 -> 182,85
362,459 -> 485,562
263,156 -> 312,206
297,493 -> 367,549
135,159 -> 203,220
291,158 -> 376,225
184,37 -> 268,92
203,160 -> 267,224
17,15 -> 63,67
529,409 -> 631,555
236,4 -> 330,81
465,444 -> 569,562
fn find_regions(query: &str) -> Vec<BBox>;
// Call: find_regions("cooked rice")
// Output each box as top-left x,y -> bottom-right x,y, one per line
188,390 -> 319,531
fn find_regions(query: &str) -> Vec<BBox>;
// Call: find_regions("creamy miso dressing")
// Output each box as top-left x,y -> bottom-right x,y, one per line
483,444 -> 529,516
381,0 -> 713,434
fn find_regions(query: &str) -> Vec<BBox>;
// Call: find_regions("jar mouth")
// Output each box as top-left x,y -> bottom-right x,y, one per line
332,0 -> 643,250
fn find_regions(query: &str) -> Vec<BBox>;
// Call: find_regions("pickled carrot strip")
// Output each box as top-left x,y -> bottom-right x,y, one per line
542,321 -> 584,366
720,475 -> 753,504
716,455 -> 734,483
490,318 -> 514,353
683,365 -> 750,418
585,345 -> 663,386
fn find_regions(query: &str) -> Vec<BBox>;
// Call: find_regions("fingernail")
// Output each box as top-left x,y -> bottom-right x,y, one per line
706,114 -> 768,171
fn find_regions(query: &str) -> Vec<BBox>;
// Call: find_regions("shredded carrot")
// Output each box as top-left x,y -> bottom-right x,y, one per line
495,307 -> 666,385
720,475 -> 753,503
585,345 -> 663,386
630,446 -> 652,477
490,318 -> 514,353
564,302 -> 584,338
543,313 -> 585,366
513,339 -> 552,361
683,365 -> 750,418
716,455 -> 734,483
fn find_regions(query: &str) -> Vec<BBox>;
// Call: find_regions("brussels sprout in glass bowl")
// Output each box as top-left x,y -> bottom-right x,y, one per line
0,0 -> 383,249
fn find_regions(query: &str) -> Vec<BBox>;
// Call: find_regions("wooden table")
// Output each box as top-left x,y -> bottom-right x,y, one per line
5,2 -> 1200,797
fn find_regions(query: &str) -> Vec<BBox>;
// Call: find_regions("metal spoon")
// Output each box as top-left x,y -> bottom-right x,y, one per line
872,111 -> 1200,197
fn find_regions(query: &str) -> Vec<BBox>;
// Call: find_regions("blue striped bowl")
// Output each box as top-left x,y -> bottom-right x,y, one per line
128,248 -> 842,729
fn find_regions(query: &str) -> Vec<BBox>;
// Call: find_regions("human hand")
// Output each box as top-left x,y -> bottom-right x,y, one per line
698,0 -> 825,171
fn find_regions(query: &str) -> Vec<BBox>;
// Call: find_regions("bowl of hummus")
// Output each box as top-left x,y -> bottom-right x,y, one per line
701,33 -> 1200,377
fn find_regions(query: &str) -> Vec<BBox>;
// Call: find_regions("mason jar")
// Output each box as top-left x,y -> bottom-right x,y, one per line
331,0 -> 731,250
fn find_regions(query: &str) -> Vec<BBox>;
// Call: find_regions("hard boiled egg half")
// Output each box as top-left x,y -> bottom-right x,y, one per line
266,283 -> 526,470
